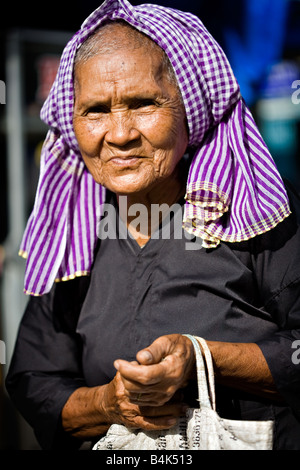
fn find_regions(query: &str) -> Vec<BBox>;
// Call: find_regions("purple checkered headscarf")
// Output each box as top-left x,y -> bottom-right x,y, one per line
20,0 -> 291,295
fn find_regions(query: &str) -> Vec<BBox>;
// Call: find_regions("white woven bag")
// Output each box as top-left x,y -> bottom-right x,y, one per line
184,335 -> 274,450
93,335 -> 274,450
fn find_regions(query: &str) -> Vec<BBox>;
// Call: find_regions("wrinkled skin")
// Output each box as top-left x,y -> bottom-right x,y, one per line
73,42 -> 189,199
103,334 -> 196,430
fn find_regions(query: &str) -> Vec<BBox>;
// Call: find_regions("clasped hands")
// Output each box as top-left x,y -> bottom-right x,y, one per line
62,333 -> 277,439
104,334 -> 195,431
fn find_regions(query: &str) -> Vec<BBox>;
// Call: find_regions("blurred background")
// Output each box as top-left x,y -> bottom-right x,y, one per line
0,0 -> 299,450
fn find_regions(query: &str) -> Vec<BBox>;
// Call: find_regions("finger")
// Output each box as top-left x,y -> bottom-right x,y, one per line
128,388 -> 185,409
133,403 -> 188,431
115,359 -> 166,386
136,336 -> 176,365
114,359 -> 139,370
115,394 -> 185,430
133,415 -> 178,431
128,391 -> 168,406
141,402 -> 186,417
127,408 -> 185,431
130,394 -> 186,408
129,388 -> 184,403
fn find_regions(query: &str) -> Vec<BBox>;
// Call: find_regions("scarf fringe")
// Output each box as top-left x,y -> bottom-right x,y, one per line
183,198 -> 291,248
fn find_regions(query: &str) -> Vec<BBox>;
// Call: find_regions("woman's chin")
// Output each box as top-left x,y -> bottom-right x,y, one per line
100,173 -> 154,196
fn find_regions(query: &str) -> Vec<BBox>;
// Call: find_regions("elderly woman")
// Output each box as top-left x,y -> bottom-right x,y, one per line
6,0 -> 300,450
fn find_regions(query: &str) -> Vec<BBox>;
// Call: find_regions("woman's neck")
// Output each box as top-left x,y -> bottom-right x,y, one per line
117,166 -> 187,247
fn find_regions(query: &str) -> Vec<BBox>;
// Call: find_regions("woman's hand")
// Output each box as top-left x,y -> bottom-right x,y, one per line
107,334 -> 195,429
61,334 -> 195,439
62,335 -> 282,440
101,368 -> 185,431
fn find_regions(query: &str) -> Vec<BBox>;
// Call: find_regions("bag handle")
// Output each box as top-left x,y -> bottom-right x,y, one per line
183,334 -> 216,411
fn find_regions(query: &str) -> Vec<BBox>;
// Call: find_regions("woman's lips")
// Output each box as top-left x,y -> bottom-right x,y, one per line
109,156 -> 142,167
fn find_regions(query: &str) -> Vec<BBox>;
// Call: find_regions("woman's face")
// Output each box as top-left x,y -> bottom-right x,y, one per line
73,39 -> 188,196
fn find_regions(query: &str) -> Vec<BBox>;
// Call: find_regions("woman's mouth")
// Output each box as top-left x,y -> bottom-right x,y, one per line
109,156 -> 143,167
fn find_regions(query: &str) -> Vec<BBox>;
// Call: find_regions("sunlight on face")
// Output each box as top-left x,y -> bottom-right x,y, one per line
73,27 -> 188,197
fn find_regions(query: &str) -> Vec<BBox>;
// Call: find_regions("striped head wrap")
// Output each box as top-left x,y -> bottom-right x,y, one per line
20,0 -> 291,295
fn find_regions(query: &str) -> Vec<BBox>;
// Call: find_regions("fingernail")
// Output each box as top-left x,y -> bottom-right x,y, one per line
114,360 -> 120,370
140,351 -> 153,363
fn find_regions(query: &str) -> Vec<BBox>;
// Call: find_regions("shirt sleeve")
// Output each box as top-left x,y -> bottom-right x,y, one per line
251,182 -> 300,418
5,277 -> 90,450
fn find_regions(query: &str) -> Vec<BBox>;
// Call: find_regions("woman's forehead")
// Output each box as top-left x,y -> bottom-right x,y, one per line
76,45 -> 162,78
74,24 -> 179,99
75,21 -> 162,66
73,46 -> 179,105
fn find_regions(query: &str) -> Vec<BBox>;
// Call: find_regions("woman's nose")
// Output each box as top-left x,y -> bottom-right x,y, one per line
105,112 -> 140,147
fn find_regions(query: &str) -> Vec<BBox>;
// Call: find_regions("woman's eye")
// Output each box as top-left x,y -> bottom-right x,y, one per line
134,99 -> 156,109
87,105 -> 109,114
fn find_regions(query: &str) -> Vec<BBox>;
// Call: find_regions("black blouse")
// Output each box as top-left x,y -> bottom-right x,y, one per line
6,184 -> 300,450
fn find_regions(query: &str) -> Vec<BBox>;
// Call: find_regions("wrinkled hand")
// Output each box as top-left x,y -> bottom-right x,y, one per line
102,334 -> 195,431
